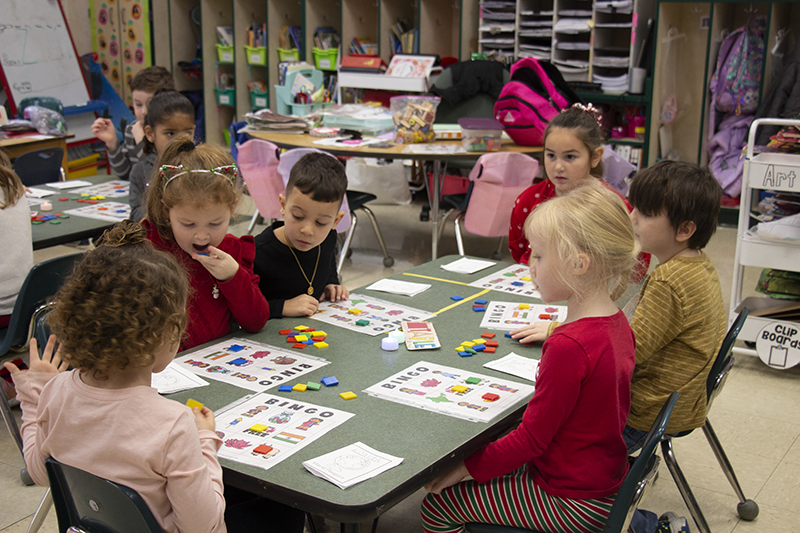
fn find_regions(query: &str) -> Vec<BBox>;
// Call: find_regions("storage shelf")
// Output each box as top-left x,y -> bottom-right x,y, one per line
736,237 -> 800,272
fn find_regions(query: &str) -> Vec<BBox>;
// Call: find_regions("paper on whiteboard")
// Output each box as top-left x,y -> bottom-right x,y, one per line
483,353 -> 540,383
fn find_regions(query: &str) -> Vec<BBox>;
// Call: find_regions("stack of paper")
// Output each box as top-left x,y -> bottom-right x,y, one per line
366,278 -> 430,296
303,442 -> 403,489
593,73 -> 629,92
243,109 -> 312,133
440,257 -> 496,275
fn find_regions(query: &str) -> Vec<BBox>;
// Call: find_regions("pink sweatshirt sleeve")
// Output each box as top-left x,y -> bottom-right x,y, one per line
219,236 -> 269,333
12,371 -> 60,487
162,417 -> 227,532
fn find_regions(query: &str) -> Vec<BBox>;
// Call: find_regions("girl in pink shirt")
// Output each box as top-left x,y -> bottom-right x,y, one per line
422,180 -> 638,533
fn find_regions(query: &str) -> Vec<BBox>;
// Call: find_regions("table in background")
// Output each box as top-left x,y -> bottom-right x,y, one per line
246,131 -> 542,260
0,133 -> 74,170
29,174 -> 128,250
169,256 -> 544,532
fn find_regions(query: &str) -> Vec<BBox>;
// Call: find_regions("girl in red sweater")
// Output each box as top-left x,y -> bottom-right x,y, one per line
508,105 -> 649,280
422,180 -> 639,533
143,135 -> 269,350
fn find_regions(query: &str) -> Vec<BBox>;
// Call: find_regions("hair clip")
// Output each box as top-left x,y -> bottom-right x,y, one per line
570,102 -> 603,125
161,164 -> 239,189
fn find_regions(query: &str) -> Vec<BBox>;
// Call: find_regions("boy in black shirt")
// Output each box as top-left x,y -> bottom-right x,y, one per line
253,152 -> 349,317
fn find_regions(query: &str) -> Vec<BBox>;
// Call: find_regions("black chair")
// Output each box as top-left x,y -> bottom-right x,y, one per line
0,253 -> 83,486
45,457 -> 162,533
12,147 -> 66,186
465,392 -> 681,533
337,190 -> 394,272
660,308 -> 758,533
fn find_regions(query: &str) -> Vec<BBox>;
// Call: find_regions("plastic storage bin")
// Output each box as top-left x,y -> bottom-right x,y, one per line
278,48 -> 300,61
459,117 -> 504,152
215,88 -> 235,107
216,44 -> 234,63
244,46 -> 267,66
313,47 -> 338,71
250,89 -> 269,110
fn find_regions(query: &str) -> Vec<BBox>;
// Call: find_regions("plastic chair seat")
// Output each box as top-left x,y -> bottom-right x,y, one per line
345,190 -> 377,211
12,147 -> 66,187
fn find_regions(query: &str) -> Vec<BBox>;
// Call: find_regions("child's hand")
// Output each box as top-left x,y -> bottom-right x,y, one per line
192,406 -> 216,433
322,284 -> 349,302
91,118 -> 119,151
424,461 -> 469,495
510,321 -> 553,344
3,335 -> 68,376
193,246 -> 239,282
131,120 -> 145,145
283,294 -> 320,317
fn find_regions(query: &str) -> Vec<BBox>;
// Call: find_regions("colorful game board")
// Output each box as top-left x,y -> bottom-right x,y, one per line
479,302 -> 567,331
72,180 -> 130,198
214,393 -> 354,471
364,361 -> 534,422
468,264 -> 540,297
311,294 -> 435,336
172,338 -> 330,392
63,202 -> 131,222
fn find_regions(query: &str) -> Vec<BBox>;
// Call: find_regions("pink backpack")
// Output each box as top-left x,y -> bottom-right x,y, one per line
494,58 -> 580,146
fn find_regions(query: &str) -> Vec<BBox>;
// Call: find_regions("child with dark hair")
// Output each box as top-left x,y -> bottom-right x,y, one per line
252,152 -> 350,318
508,104 -> 650,283
128,91 -> 196,221
624,160 -> 726,452
92,66 -> 175,180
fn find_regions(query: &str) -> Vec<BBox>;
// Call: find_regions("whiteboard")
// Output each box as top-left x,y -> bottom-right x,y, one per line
0,0 -> 91,110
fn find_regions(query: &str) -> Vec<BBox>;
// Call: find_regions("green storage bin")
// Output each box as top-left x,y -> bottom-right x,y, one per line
216,44 -> 234,63
215,88 -> 235,107
313,47 -> 338,71
250,90 -> 269,110
278,48 -> 300,61
244,46 -> 267,66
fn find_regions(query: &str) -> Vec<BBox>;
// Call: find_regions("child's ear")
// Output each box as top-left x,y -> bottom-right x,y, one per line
591,145 -> 604,169
279,194 -> 286,215
144,124 -> 155,143
333,211 -> 345,227
676,220 -> 697,243
572,253 -> 591,276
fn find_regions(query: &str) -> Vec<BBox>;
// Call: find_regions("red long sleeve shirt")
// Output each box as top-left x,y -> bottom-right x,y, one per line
465,311 -> 635,499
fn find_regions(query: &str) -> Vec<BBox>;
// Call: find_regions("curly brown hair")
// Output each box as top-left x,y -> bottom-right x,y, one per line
48,220 -> 189,377
0,149 -> 25,208
145,134 -> 239,242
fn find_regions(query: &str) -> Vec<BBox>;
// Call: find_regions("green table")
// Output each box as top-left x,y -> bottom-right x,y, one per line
30,174 -> 129,250
170,257 -> 568,531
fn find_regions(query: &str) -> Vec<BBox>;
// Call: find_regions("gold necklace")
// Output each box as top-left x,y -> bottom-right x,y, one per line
288,244 -> 320,295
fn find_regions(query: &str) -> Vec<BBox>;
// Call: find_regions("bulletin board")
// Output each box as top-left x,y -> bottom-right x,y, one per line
91,0 -> 152,106
0,0 -> 92,116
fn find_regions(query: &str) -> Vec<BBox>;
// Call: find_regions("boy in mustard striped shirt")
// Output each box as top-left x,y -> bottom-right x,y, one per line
624,160 -> 726,453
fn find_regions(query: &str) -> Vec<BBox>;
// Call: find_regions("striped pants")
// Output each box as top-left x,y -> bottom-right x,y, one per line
420,466 -> 614,533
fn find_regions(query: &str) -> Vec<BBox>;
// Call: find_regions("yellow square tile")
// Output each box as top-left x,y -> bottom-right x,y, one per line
339,391 -> 357,400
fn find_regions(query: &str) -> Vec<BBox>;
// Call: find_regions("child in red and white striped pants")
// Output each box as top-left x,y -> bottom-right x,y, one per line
422,180 -> 639,533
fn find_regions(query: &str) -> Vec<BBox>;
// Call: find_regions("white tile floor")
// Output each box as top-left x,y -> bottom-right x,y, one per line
2,193 -> 799,533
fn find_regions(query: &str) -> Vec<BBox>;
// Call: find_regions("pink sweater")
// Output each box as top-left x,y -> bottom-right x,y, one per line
14,370 -> 227,533
465,311 -> 635,499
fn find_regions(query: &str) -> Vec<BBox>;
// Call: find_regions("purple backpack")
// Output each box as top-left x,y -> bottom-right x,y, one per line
494,58 -> 581,146
710,20 -> 764,116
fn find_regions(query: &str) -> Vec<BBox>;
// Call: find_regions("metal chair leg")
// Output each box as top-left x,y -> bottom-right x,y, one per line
356,206 -> 394,267
246,209 -> 261,235
702,419 -> 759,520
437,208 -> 455,244
661,438 -> 712,533
26,489 -> 52,533
453,213 -> 466,256
0,387 -> 24,454
493,237 -> 505,260
338,211 -> 359,274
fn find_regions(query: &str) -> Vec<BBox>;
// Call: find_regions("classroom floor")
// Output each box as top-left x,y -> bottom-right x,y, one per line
2,193 -> 799,533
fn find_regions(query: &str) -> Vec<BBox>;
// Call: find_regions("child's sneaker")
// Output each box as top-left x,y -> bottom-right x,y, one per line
656,512 -> 690,533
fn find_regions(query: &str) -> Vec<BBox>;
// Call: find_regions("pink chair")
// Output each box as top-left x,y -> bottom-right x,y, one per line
439,152 -> 539,257
237,139 -> 283,235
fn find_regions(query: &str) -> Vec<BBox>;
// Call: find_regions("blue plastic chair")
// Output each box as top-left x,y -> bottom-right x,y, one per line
465,392 -> 681,533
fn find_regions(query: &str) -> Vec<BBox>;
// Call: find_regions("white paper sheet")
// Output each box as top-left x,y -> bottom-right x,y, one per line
26,187 -> 53,198
478,301 -> 566,331
46,180 -> 93,189
152,363 -> 209,394
303,442 -> 403,489
483,353 -> 540,383
366,278 -> 430,296
440,257 -> 496,275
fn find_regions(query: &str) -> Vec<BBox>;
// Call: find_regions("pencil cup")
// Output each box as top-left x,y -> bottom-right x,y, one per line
629,68 -> 646,94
